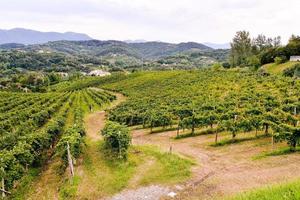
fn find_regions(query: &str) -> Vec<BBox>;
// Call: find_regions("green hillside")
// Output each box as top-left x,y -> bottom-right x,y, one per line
262,61 -> 299,74
27,40 -> 215,59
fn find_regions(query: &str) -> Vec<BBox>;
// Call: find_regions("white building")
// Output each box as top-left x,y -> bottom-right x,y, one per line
88,70 -> 111,77
290,56 -> 300,62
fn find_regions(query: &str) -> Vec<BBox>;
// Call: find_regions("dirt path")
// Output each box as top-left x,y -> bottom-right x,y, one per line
85,110 -> 106,141
127,158 -> 156,188
84,91 -> 126,141
132,129 -> 300,199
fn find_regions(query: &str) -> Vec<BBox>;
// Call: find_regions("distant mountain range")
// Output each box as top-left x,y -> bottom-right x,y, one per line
0,28 -> 230,49
124,40 -> 230,49
0,28 -> 230,72
0,28 -> 92,44
0,28 -> 229,67
204,43 -> 230,49
124,39 -> 148,43
22,40 -> 216,60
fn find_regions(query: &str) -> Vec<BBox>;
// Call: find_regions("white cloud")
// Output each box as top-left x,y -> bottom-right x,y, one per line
0,0 -> 299,43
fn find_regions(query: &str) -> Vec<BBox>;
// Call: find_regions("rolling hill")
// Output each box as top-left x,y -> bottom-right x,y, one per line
0,29 -> 229,71
25,40 -> 215,60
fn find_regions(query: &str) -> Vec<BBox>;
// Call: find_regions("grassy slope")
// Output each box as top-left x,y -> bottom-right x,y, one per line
262,61 -> 298,74
59,141 -> 193,199
227,179 -> 300,200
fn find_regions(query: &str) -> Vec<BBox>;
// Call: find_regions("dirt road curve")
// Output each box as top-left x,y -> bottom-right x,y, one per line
132,129 -> 300,200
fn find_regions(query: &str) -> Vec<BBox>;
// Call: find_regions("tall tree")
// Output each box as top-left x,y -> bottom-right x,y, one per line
230,31 -> 252,67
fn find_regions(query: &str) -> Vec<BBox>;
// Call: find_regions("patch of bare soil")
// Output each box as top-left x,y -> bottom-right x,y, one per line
85,111 -> 106,141
132,129 -> 300,200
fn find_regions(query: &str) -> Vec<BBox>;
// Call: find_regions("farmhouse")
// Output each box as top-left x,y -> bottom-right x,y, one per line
88,70 -> 111,77
290,56 -> 300,62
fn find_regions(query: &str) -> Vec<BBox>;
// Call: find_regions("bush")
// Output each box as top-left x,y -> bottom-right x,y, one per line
274,56 -> 287,65
212,63 -> 222,71
101,121 -> 131,159
283,63 -> 300,77
246,55 -> 261,69
222,62 -> 231,69
257,68 -> 270,76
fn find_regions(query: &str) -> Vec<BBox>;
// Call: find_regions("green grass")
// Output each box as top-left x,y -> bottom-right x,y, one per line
8,168 -> 41,200
211,134 -> 269,147
137,146 -> 195,185
59,176 -> 81,200
263,61 -> 298,74
174,127 -> 221,140
253,146 -> 300,160
226,179 -> 300,200
59,140 -> 193,199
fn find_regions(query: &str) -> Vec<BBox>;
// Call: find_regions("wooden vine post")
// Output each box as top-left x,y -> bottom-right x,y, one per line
0,168 -> 10,198
1,162 -> 5,198
1,176 -> 5,198
67,142 -> 74,177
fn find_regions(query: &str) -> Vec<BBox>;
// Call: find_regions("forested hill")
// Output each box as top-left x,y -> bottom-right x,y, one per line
24,40 -> 214,59
0,38 -> 229,74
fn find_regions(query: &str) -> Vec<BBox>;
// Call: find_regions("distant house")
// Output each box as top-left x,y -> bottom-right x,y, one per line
88,70 -> 111,77
290,56 -> 300,62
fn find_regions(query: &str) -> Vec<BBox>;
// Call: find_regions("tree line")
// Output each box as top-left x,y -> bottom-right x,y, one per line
230,31 -> 300,68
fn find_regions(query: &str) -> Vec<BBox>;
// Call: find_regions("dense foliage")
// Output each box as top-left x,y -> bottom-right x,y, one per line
0,50 -> 91,72
101,121 -> 131,159
230,31 -> 300,68
283,63 -> 300,78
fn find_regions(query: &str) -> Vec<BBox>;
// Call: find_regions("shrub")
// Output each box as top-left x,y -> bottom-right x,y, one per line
274,56 -> 287,65
283,63 -> 300,77
101,121 -> 131,159
212,63 -> 222,71
246,55 -> 261,69
222,62 -> 231,69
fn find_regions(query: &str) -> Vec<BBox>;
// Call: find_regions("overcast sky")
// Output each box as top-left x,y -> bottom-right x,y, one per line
0,0 -> 299,44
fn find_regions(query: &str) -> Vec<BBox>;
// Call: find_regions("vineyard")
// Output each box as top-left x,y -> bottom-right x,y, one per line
0,88 -> 116,194
1,69 -> 300,199
102,70 -> 300,150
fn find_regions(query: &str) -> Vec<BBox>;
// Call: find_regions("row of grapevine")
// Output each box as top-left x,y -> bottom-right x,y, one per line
0,88 -> 116,193
0,93 -> 73,189
56,89 -> 116,167
102,70 -> 300,149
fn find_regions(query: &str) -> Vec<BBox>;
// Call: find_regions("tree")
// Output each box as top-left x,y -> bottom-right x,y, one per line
101,121 -> 131,159
274,56 -> 287,65
230,31 -> 252,67
274,124 -> 300,151
273,36 -> 282,47
246,55 -> 260,69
